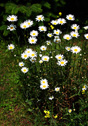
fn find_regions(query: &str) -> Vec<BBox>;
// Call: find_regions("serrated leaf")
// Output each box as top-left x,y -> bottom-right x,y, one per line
30,4 -> 42,13
26,9 -> 32,17
43,2 -> 51,9
19,6 -> 27,13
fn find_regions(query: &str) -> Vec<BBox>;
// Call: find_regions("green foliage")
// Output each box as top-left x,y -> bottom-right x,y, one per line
0,0 -> 66,38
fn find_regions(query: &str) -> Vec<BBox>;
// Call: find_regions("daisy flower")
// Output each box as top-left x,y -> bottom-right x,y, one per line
21,67 -> 28,73
68,109 -> 72,113
7,24 -> 16,31
25,19 -> 33,27
83,26 -> 88,30
71,24 -> 80,30
38,26 -> 47,32
65,47 -> 71,51
24,48 -> 33,55
7,15 -> 18,22
42,56 -> 49,62
29,51 -> 37,58
7,44 -> 15,50
21,52 -> 29,60
39,60 -> 43,64
54,36 -> 60,39
20,22 -> 29,29
66,14 -> 75,21
53,29 -> 62,35
49,96 -> 54,100
28,37 -> 37,44
51,20 -> 58,25
71,46 -> 81,54
40,79 -> 48,85
46,41 -> 52,45
70,31 -> 80,38
55,54 -> 64,60
57,59 -> 68,66
40,83 -> 49,90
40,45 -> 47,51
63,34 -> 72,40
30,58 -> 36,63
30,30 -> 38,37
47,33 -> 53,38
36,15 -> 44,22
57,18 -> 66,25
84,34 -> 88,39
54,38 -> 61,43
19,62 -> 25,67
55,87 -> 60,92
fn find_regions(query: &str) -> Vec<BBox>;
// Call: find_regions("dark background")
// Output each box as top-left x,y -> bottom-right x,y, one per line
61,0 -> 88,24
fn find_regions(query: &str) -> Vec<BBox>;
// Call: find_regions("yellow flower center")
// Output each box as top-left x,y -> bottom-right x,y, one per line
10,27 -> 14,29
74,49 -> 78,52
41,28 -> 44,30
28,22 -> 30,25
33,33 -> 36,35
61,61 -> 64,64
69,110 -> 72,113
31,39 -> 34,42
40,61 -> 43,63
58,56 -> 61,59
27,51 -> 30,53
74,27 -> 77,29
24,55 -> 27,58
69,17 -> 72,19
60,21 -> 63,23
53,22 -> 56,25
32,54 -> 35,56
42,48 -> 45,50
43,85 -> 46,88
67,48 -> 70,50
23,69 -> 26,72
11,18 -> 14,20
23,25 -> 27,28
56,40 -> 59,42
42,81 -> 45,83
56,89 -> 59,91
49,35 -> 52,37
86,36 -> 88,38
38,17 -> 42,20
9,46 -> 13,49
66,37 -> 70,40
56,32 -> 59,34
73,34 -> 76,37
44,58 -> 47,60
21,64 -> 23,66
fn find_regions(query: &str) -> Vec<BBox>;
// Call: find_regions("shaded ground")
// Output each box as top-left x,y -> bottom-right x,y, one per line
0,42 -> 33,126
